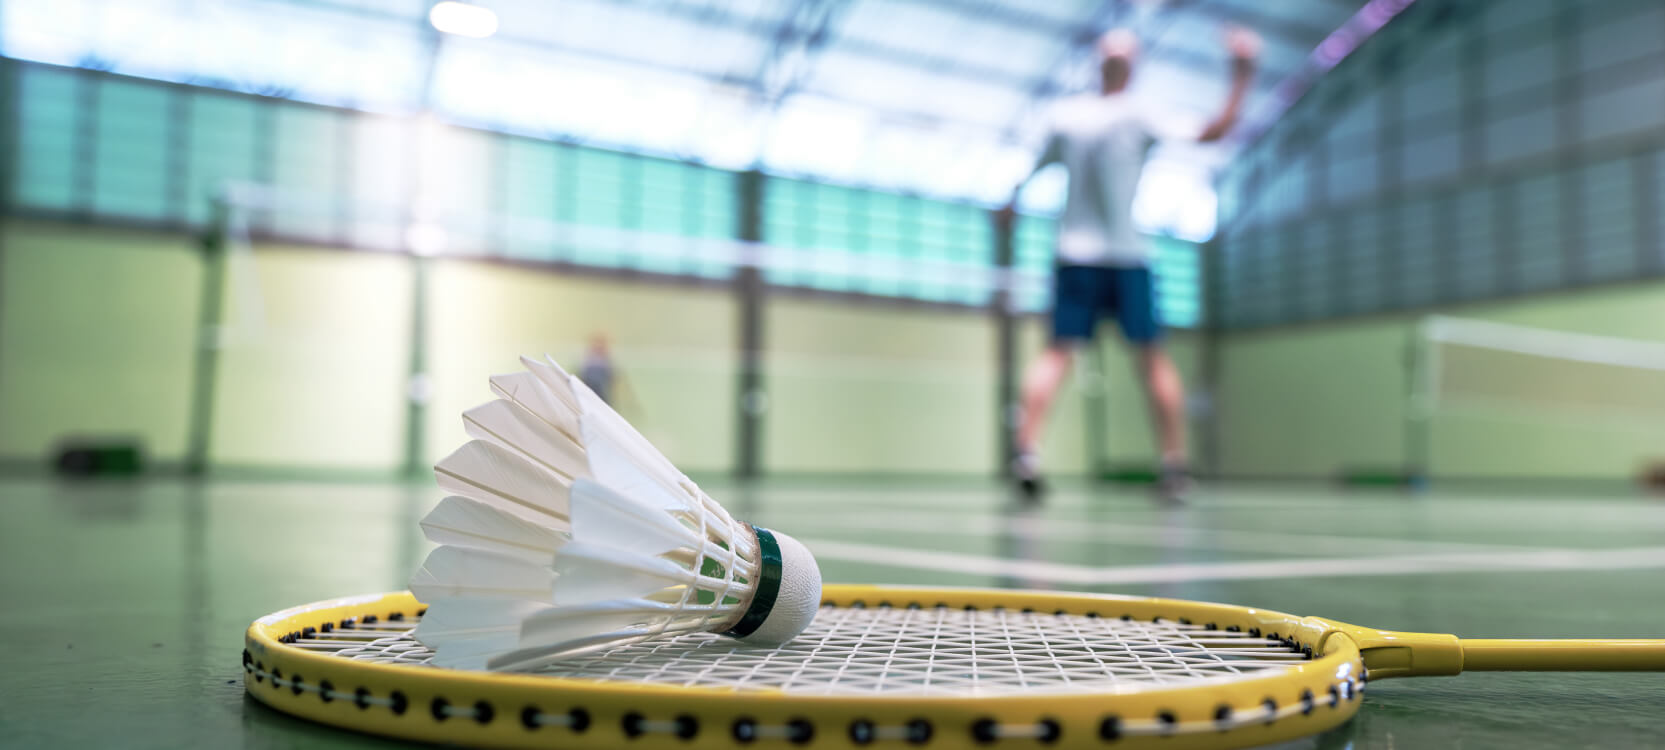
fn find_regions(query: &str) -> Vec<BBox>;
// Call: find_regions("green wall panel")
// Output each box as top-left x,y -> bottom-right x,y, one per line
764,298 -> 996,475
207,246 -> 412,471
0,222 -> 199,461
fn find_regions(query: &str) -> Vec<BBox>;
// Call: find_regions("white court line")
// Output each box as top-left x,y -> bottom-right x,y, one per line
784,510 -> 1548,557
774,492 -> 1665,530
800,538 -> 1665,585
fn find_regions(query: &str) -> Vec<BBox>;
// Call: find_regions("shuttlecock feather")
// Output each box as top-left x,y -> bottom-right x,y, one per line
410,355 -> 821,671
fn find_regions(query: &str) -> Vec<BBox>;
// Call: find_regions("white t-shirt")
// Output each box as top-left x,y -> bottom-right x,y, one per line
1034,94 -> 1190,267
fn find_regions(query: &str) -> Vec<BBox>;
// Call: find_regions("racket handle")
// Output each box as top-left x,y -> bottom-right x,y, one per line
1459,639 -> 1665,671
1325,620 -> 1665,677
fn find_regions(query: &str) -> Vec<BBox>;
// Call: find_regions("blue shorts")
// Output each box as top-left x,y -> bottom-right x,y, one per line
1050,264 -> 1164,345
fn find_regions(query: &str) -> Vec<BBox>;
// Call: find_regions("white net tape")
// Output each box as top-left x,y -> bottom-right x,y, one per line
297,606 -> 1306,696
1416,315 -> 1665,430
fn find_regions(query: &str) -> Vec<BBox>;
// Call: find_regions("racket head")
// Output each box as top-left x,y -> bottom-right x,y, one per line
243,585 -> 1367,749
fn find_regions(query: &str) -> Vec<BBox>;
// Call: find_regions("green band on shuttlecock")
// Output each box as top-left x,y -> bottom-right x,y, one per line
723,526 -> 783,639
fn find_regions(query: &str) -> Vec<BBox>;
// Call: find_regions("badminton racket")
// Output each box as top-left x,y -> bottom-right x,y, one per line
243,585 -> 1665,749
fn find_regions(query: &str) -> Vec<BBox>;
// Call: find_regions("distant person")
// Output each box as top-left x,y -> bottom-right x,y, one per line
579,333 -> 616,405
997,27 -> 1260,503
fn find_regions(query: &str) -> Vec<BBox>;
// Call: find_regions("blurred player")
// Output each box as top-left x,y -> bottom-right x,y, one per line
579,332 -> 617,404
998,27 -> 1260,503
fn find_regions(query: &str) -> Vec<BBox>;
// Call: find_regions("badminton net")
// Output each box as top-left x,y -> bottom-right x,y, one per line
1412,315 -> 1665,476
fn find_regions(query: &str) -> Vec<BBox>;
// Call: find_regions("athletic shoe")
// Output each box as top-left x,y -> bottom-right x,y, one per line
1157,462 -> 1193,504
1012,453 -> 1046,503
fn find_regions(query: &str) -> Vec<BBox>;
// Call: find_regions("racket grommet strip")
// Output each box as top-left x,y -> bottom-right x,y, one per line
970,718 -> 998,744
731,717 -> 757,743
1098,716 -> 1122,741
845,718 -> 935,745
787,718 -> 814,744
513,707 -> 588,732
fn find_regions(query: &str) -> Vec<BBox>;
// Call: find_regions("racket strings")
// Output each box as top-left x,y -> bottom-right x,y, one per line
298,605 -> 1309,696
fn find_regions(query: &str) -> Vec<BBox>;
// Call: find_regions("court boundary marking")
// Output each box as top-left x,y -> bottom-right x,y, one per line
800,538 -> 1665,585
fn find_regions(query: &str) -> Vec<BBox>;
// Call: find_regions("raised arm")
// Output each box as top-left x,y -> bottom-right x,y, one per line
996,121 -> 1062,228
1197,27 -> 1261,143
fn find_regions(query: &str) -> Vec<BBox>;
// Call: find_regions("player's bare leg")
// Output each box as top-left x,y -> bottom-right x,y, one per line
1013,344 -> 1076,498
1137,345 -> 1191,502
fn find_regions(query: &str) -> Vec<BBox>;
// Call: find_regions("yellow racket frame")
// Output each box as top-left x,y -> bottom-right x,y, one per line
243,585 -> 1665,749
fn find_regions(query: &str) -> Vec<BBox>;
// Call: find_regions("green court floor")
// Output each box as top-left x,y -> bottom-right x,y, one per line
2,478 -> 1662,748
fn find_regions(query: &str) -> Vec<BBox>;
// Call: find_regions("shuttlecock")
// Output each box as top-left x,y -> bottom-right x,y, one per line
409,355 -> 821,671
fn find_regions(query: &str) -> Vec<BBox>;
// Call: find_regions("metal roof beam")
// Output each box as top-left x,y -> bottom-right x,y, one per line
591,0 -> 1036,88
879,0 -> 1078,36
1198,2 -> 1343,47
754,0 -> 856,103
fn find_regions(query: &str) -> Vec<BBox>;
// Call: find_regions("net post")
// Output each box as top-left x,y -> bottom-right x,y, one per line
401,252 -> 430,478
184,189 -> 233,477
1403,316 -> 1438,491
734,169 -> 766,480
991,208 -> 1017,479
